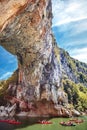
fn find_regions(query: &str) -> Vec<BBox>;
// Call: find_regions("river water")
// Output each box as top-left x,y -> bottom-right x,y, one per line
0,116 -> 87,130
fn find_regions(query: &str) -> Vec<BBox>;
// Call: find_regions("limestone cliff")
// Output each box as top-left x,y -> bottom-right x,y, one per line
0,0 -> 86,117
53,39 -> 87,112
53,40 -> 87,87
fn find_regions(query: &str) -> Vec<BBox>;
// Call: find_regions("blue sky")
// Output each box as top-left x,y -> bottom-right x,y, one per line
52,0 -> 87,63
0,46 -> 18,80
0,0 -> 87,80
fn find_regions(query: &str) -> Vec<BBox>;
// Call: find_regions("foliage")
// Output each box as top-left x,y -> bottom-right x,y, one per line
62,79 -> 87,111
52,36 -> 60,63
77,72 -> 87,83
54,45 -> 60,63
0,70 -> 18,96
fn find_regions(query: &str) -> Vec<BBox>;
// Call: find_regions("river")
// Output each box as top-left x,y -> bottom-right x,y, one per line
0,116 -> 87,130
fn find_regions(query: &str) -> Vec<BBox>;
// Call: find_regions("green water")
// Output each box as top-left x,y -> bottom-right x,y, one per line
0,116 -> 87,130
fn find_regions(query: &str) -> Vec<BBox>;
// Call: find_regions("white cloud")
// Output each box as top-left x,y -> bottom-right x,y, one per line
71,48 -> 87,63
71,48 -> 87,55
66,20 -> 87,37
52,0 -> 87,26
72,54 -> 87,63
52,0 -> 87,63
0,72 -> 13,80
56,19 -> 87,36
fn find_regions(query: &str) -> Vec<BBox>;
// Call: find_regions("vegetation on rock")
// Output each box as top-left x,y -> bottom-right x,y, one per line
62,79 -> 87,111
0,71 -> 18,96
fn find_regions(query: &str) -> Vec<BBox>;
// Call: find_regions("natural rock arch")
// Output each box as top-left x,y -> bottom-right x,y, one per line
0,0 -> 53,85
0,0 -> 70,117
0,0 -> 60,97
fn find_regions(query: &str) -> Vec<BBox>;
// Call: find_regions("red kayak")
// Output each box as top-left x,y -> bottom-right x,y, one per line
8,120 -> 21,125
0,120 -> 9,123
0,120 -> 21,125
37,120 -> 52,124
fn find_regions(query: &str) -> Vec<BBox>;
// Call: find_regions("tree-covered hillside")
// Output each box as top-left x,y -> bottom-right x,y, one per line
53,38 -> 87,111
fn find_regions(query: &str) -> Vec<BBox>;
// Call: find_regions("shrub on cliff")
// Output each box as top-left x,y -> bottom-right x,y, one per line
62,79 -> 87,111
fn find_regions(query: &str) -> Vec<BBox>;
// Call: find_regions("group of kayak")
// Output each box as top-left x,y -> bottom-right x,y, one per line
38,120 -> 76,126
37,120 -> 52,124
38,118 -> 84,126
0,118 -> 84,126
60,119 -> 84,126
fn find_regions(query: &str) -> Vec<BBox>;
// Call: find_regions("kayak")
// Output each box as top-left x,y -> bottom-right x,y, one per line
60,122 -> 76,126
69,119 -> 84,124
75,119 -> 84,123
7,120 -> 21,125
0,120 -> 9,123
0,120 -> 21,125
37,120 -> 52,124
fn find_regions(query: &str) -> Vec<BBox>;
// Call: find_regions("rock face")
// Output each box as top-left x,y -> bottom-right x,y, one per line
0,104 -> 16,117
52,43 -> 87,112
0,0 -> 67,116
59,48 -> 87,87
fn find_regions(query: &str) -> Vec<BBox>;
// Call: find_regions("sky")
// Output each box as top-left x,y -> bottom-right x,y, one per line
0,46 -> 18,80
0,0 -> 87,80
52,0 -> 87,63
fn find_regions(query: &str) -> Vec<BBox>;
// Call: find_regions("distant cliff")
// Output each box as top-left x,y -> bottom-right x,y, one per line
53,39 -> 87,112
0,0 -> 87,117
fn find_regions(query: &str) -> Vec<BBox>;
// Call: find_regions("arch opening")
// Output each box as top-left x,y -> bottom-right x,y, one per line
0,46 -> 18,80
